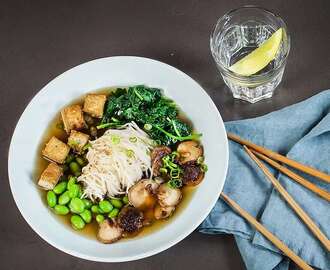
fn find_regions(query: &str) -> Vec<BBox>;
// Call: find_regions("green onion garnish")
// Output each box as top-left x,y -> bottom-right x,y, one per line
82,143 -> 91,151
159,168 -> 168,174
197,156 -> 204,165
168,179 -> 183,189
201,164 -> 208,172
125,149 -> 135,158
144,123 -> 152,131
129,136 -> 138,143
111,135 -> 121,145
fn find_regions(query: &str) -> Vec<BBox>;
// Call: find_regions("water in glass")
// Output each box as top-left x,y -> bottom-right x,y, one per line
210,7 -> 290,103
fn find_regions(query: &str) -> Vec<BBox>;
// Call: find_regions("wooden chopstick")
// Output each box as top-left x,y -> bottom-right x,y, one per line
250,150 -> 330,202
220,193 -> 314,270
227,133 -> 330,184
244,146 -> 330,252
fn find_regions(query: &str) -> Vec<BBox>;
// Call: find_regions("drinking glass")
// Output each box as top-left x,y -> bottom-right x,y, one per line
210,6 -> 290,103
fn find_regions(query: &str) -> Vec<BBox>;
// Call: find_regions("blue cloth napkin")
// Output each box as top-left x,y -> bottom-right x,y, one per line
199,90 -> 330,270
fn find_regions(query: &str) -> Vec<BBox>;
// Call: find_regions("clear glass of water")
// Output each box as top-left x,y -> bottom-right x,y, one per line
210,6 -> 290,103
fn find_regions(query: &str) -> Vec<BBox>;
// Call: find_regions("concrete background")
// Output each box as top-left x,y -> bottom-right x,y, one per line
1,1 -> 329,269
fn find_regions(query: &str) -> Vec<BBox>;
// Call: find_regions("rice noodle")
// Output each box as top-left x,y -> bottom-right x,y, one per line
78,122 -> 154,200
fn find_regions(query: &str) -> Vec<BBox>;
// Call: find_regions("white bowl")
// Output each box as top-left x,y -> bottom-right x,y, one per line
8,56 -> 228,262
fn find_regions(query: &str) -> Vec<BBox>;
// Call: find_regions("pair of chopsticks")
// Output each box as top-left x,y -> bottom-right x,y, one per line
227,133 -> 330,201
243,145 -> 330,251
220,133 -> 330,270
221,193 -> 314,270
227,132 -> 330,203
228,133 -> 330,185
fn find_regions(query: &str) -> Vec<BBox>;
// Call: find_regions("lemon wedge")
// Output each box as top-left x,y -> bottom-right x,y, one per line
228,28 -> 283,76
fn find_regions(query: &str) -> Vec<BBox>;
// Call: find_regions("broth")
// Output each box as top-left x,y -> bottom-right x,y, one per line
35,87 -> 197,241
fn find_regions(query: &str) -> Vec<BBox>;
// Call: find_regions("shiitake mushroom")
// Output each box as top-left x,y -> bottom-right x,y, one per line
150,146 -> 172,176
154,204 -> 175,220
97,219 -> 123,244
177,141 -> 203,164
128,179 -> 159,210
118,206 -> 144,234
156,183 -> 182,208
181,161 -> 204,186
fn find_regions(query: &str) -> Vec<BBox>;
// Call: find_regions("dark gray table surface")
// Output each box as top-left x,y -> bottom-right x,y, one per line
1,1 -> 329,269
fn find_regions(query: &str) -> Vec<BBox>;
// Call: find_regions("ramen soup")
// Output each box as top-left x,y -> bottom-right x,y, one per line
36,85 -> 207,244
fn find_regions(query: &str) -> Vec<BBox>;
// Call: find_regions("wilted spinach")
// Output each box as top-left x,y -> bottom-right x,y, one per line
99,85 -> 201,145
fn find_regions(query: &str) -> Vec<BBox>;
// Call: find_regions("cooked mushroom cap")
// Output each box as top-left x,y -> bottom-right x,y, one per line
182,161 -> 204,186
97,219 -> 123,244
157,183 -> 182,207
154,204 -> 175,220
128,179 -> 159,210
151,146 -> 172,176
118,206 -> 144,233
177,141 -> 203,164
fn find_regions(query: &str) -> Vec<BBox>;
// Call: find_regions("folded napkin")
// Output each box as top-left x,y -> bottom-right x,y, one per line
199,90 -> 330,270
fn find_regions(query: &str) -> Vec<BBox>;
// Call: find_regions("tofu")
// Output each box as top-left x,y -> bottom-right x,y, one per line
68,130 -> 90,153
38,162 -> 63,190
42,136 -> 70,164
83,94 -> 107,118
61,105 -> 86,133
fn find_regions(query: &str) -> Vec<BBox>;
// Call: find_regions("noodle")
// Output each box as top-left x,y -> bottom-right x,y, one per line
78,122 -> 154,200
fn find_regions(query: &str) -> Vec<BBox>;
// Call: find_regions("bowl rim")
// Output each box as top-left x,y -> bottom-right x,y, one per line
7,56 -> 228,262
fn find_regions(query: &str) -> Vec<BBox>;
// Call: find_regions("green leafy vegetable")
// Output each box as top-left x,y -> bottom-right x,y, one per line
101,85 -> 201,145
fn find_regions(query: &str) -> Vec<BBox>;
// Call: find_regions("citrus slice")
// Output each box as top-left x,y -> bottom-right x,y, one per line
228,28 -> 283,76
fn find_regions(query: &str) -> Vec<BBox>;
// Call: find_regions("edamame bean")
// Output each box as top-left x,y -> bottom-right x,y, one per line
99,200 -> 113,213
83,199 -> 92,209
96,214 -> 105,224
62,164 -> 69,172
77,186 -> 83,198
76,157 -> 86,167
65,154 -> 75,164
68,184 -> 80,198
69,198 -> 85,214
67,176 -> 76,190
110,198 -> 123,209
108,208 -> 120,218
53,181 -> 67,194
122,195 -> 129,205
69,161 -> 81,176
46,191 -> 57,208
71,215 -> 85,230
91,205 -> 100,214
54,205 -> 69,215
80,209 -> 92,223
58,191 -> 71,205
98,207 -> 105,214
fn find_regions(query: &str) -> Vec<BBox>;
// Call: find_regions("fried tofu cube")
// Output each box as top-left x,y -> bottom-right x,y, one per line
61,105 -> 86,133
68,130 -> 90,153
38,162 -> 63,190
42,136 -> 70,164
83,94 -> 107,118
